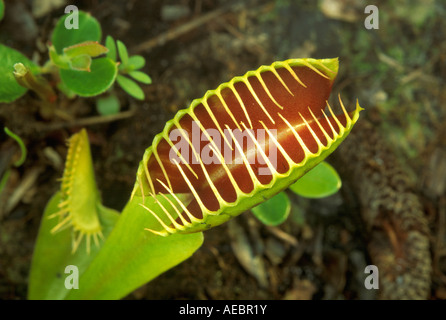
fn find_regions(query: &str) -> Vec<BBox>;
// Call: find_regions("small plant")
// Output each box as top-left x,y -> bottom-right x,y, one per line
0,7 -> 151,117
29,57 -> 362,299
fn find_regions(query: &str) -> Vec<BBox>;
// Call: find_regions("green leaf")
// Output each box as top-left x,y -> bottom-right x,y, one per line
289,161 -> 341,199
64,194 -> 204,300
69,54 -> 92,71
0,44 -> 39,103
0,0 -> 5,22
49,45 -> 70,69
96,94 -> 120,116
127,55 -> 145,70
4,127 -> 27,167
59,57 -> 118,97
105,36 -> 117,61
116,74 -> 144,100
116,40 -> 128,65
251,192 -> 291,226
28,192 -> 120,300
129,71 -> 152,84
63,41 -> 108,58
52,11 -> 101,54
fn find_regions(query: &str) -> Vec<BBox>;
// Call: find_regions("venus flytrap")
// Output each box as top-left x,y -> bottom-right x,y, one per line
29,58 -> 362,300
49,129 -> 107,254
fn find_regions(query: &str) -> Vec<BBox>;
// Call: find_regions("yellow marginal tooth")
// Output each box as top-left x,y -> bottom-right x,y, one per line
72,232 -> 84,254
144,227 -> 169,237
143,163 -> 155,195
308,106 -> 333,145
153,147 -> 173,192
240,121 -> 278,176
270,67 -> 294,96
299,111 -> 324,150
224,123 -> 259,184
277,112 -> 312,157
140,202 -> 175,235
164,127 -> 199,180
321,108 -> 338,138
199,96 -> 234,149
254,73 -> 283,110
50,215 -> 72,233
338,94 -> 351,124
228,81 -> 253,129
172,158 -> 209,216
156,178 -> 200,225
215,90 -> 242,132
207,143 -> 243,195
243,79 -> 275,124
327,101 -> 345,134
86,234 -> 91,255
283,63 -> 307,88
93,232 -> 100,248
300,60 -> 330,79
158,191 -> 189,227
259,120 -> 295,166
150,192 -> 184,230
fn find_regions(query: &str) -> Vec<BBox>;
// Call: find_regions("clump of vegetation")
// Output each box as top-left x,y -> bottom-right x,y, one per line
0,7 -> 151,118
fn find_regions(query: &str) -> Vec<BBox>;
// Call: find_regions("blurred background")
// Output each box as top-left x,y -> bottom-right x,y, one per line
0,0 -> 445,299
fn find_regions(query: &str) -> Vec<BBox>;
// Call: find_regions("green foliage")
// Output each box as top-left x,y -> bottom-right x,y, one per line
50,12 -> 118,97
106,36 -> 152,100
0,0 -> 4,22
289,161 -> 341,199
0,44 -> 38,103
116,74 -> 145,100
51,11 -> 101,54
0,9 -> 150,104
96,94 -> 120,116
251,161 -> 342,227
59,57 -> 118,97
251,191 -> 291,226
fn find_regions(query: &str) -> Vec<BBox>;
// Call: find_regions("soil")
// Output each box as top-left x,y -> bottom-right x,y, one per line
1,0 -> 445,300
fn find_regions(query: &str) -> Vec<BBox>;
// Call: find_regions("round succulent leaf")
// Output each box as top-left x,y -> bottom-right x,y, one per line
251,191 -> 291,226
52,11 -> 102,54
288,161 -> 341,199
116,74 -> 144,100
0,44 -> 39,103
129,71 -> 152,84
59,57 -> 118,97
96,94 -> 120,116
